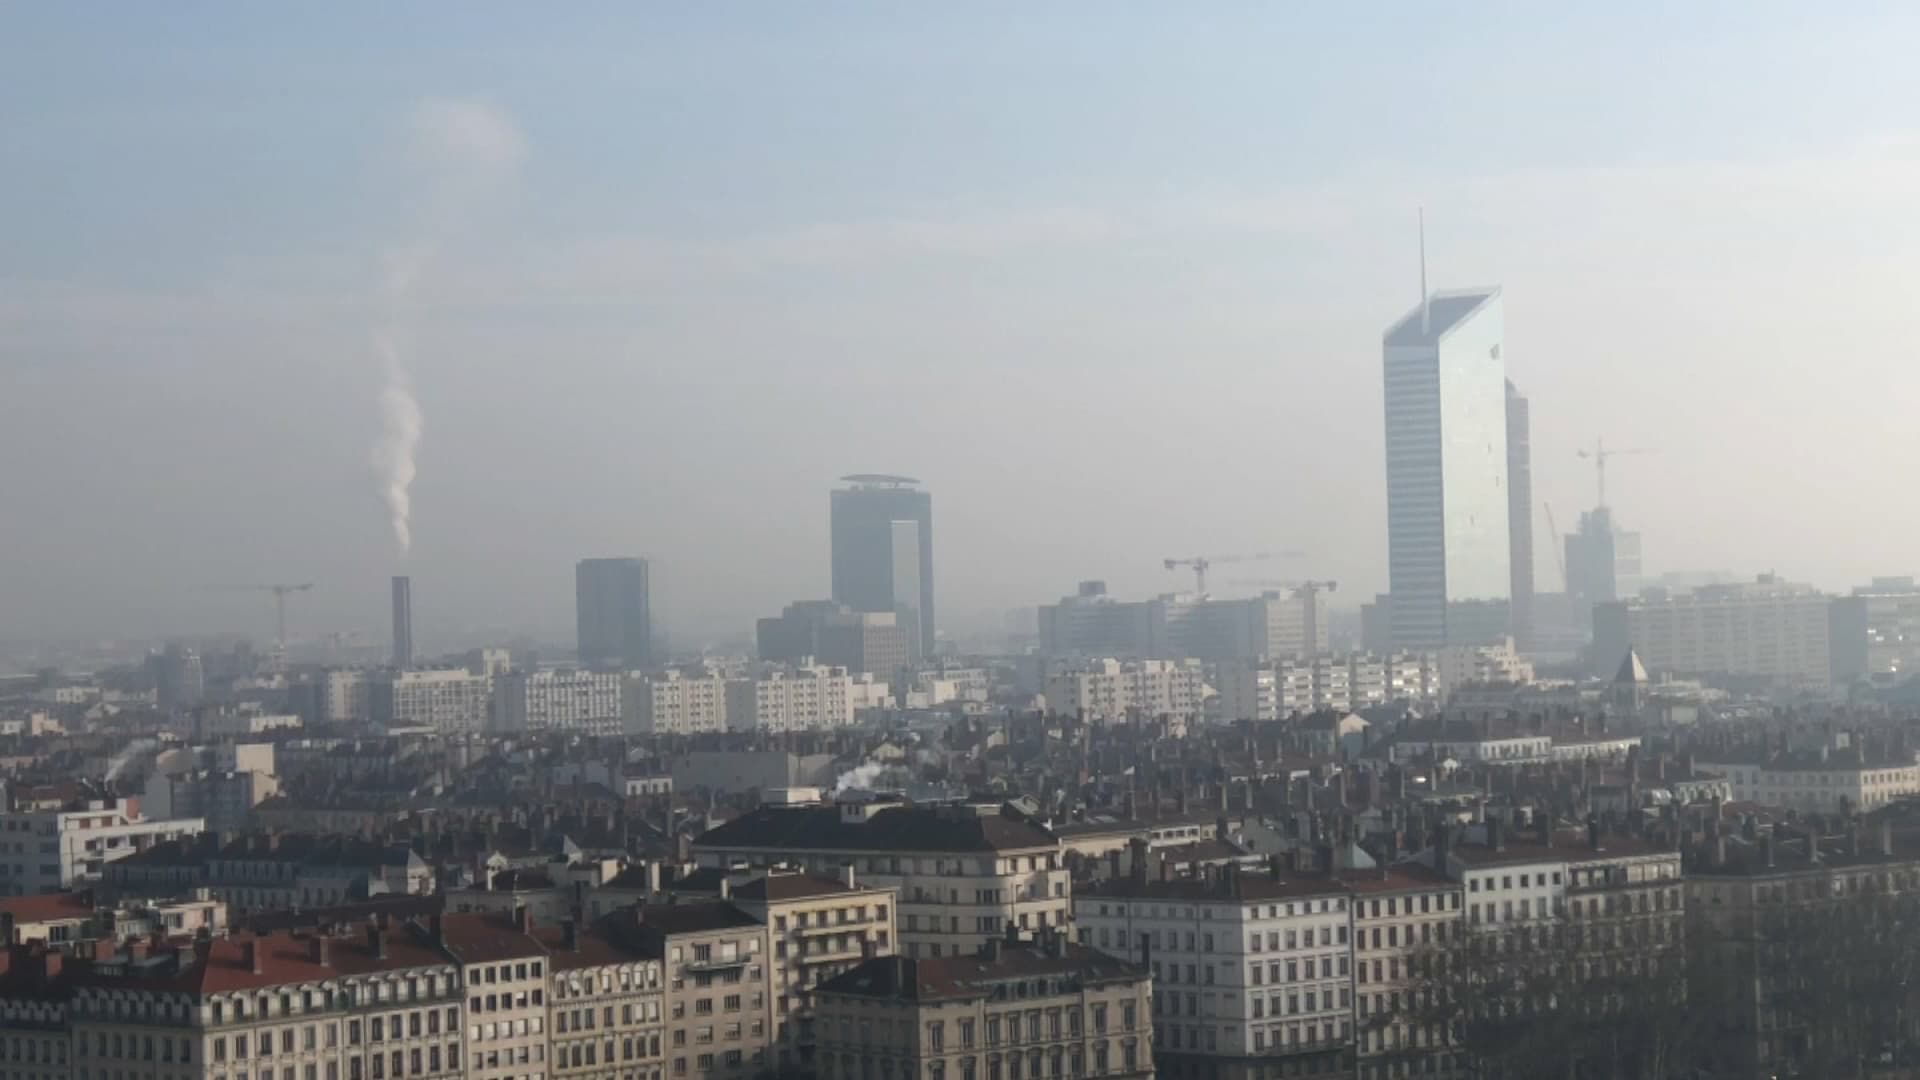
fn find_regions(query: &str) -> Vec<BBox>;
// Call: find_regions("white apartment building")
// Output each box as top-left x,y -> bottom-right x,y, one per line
1435,637 -> 1533,692
371,669 -> 492,735
624,670 -> 728,735
724,667 -> 892,734
1592,575 -> 1832,688
1044,659 -> 1205,724
493,669 -> 623,736
694,796 -> 1070,960
0,797 -> 204,895
319,669 -> 371,724
1216,653 -> 1442,721
1695,744 -> 1920,813
1075,868 -> 1356,1078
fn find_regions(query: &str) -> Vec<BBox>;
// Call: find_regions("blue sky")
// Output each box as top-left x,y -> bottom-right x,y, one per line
6,4 -> 1920,646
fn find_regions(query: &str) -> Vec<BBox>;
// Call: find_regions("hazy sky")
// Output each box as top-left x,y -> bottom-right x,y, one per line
8,4 -> 1920,649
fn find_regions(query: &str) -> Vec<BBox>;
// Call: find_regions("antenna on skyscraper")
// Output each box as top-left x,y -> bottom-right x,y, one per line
1418,207 -> 1430,335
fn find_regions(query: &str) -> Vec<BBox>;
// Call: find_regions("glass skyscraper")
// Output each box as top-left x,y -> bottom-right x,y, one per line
1383,288 -> 1510,649
830,475 -> 935,658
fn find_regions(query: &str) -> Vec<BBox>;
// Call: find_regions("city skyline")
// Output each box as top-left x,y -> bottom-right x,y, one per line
12,6 -> 1920,647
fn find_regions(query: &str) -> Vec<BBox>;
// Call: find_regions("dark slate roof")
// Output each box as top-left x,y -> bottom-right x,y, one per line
729,872 -> 863,902
1383,288 -> 1499,348
694,804 -> 1056,854
635,902 -> 759,936
817,943 -> 1144,1003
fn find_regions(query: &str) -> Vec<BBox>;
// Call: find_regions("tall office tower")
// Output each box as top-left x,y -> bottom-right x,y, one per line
1505,380 -> 1534,648
1566,507 -> 1642,613
149,644 -> 205,711
830,474 -> 935,658
1383,285 -> 1509,649
390,576 -> 413,667
576,557 -> 652,671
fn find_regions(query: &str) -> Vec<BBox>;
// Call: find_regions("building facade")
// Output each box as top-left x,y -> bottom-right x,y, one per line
1043,660 -> 1205,725
1592,576 -> 1832,687
0,798 -> 204,896
830,476 -> 936,659
1383,287 -> 1509,650
814,936 -> 1153,1080
694,798 -> 1070,960
493,670 -> 624,737
371,671 -> 491,736
576,558 -> 653,672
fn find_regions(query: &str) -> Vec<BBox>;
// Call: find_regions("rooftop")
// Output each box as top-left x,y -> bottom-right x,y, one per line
1383,288 -> 1500,348
695,803 -> 1057,855
817,942 -> 1143,1003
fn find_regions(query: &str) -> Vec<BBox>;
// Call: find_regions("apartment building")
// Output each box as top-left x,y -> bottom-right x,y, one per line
693,796 -> 1069,959
1216,653 -> 1442,721
105,834 -> 432,915
79,921 -> 467,1080
1075,865 -> 1357,1080
1693,743 -> 1920,813
814,933 -> 1154,1080
723,868 -> 898,1069
320,670 -> 372,725
723,666 -> 890,733
371,670 -> 492,735
532,914 -> 668,1080
439,912 -> 552,1080
632,903 -> 775,1080
1591,576 -> 1832,688
623,672 -> 727,736
493,670 -> 624,737
1341,865 -> 1464,1079
0,797 -> 203,895
1684,819 -> 1917,1077
1043,659 -> 1205,725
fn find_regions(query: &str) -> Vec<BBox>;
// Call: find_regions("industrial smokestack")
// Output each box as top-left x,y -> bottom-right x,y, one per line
392,576 -> 414,667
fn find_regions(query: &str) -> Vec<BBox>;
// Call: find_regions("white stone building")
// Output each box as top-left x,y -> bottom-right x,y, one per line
0,797 -> 203,895
1044,659 -> 1205,724
493,668 -> 624,736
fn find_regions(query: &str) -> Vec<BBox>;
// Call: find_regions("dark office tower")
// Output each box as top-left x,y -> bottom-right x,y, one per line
576,557 -> 652,671
1506,380 -> 1534,648
391,576 -> 414,668
830,474 -> 935,658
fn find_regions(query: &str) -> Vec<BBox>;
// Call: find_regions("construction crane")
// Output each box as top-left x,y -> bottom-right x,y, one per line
1543,503 -> 1567,592
200,583 -> 314,647
1163,551 -> 1304,595
1576,437 -> 1656,509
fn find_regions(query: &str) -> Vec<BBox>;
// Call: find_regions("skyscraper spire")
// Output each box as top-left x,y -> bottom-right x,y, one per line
1418,207 -> 1429,335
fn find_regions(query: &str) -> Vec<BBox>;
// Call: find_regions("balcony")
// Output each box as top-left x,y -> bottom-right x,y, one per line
684,953 -> 751,974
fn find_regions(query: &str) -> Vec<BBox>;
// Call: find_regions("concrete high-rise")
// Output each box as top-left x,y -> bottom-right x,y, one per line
576,557 -> 652,671
1506,380 -> 1534,648
830,474 -> 935,657
1383,286 -> 1510,649
390,575 -> 413,668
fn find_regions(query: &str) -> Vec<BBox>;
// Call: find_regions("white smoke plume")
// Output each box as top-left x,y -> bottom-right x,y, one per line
105,737 -> 159,785
837,760 -> 902,795
372,334 -> 422,552
372,97 -> 525,555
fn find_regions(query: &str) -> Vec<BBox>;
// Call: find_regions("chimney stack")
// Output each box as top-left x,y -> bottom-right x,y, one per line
562,918 -> 579,953
391,576 -> 414,668
308,936 -> 332,968
367,924 -> 386,960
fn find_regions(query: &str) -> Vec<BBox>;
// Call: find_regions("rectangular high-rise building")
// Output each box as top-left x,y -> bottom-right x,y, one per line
1383,287 -> 1510,649
390,575 -> 413,668
1506,380 -> 1534,648
576,557 -> 652,671
830,474 -> 935,657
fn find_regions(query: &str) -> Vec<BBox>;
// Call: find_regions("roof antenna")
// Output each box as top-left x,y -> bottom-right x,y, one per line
1418,207 -> 1430,336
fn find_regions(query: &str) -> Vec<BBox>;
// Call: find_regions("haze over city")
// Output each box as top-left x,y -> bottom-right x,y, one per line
9,4 -> 1920,649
